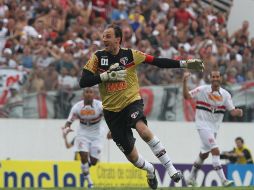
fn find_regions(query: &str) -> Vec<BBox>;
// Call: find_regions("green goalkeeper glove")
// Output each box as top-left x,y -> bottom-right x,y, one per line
100,63 -> 127,82
180,59 -> 204,71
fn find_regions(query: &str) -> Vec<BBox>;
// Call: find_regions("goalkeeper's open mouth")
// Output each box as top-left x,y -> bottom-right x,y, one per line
104,43 -> 110,49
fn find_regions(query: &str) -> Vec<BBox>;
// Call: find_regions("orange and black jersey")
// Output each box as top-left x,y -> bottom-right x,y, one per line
80,48 -> 181,112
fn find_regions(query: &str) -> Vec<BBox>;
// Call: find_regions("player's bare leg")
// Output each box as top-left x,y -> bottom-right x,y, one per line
211,148 -> 234,187
136,120 -> 183,183
126,146 -> 157,189
80,151 -> 94,188
187,152 -> 208,187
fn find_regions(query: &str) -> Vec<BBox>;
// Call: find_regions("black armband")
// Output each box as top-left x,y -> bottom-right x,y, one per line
149,57 -> 181,68
79,69 -> 102,88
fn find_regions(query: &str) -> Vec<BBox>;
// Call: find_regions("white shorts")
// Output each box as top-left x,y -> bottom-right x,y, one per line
198,129 -> 218,153
74,136 -> 103,159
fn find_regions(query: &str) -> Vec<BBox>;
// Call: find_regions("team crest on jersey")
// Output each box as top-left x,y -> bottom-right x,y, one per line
116,143 -> 125,152
131,111 -> 139,119
120,57 -> 128,65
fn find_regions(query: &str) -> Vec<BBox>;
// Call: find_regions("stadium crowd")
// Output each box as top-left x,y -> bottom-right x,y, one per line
0,0 -> 253,117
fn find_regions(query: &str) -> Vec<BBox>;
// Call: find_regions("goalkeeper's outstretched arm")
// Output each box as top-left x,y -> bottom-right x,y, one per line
145,54 -> 204,71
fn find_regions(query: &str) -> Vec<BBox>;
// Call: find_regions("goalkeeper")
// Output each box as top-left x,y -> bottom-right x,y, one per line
79,24 -> 204,190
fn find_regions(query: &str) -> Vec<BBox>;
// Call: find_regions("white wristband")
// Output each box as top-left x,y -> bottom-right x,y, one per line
180,60 -> 187,68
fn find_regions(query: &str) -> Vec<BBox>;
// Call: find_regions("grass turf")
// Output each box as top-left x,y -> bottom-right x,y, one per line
3,187 -> 254,190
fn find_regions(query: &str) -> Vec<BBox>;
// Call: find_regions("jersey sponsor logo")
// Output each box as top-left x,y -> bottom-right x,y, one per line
208,93 -> 223,102
101,58 -> 108,66
131,111 -> 139,119
105,81 -> 127,93
120,57 -> 128,65
80,110 -> 95,115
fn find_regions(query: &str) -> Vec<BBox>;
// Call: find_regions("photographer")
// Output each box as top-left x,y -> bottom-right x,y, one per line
221,137 -> 253,164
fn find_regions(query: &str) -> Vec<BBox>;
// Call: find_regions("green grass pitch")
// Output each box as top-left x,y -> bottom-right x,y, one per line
3,187 -> 254,190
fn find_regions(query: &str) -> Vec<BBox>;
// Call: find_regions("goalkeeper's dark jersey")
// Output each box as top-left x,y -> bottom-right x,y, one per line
84,48 -> 151,112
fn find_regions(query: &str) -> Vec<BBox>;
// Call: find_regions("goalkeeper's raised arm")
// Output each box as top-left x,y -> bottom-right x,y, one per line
79,52 -> 204,88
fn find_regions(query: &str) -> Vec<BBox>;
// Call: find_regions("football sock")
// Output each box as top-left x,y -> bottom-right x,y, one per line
81,163 -> 93,184
133,154 -> 155,175
212,155 -> 226,182
81,163 -> 90,175
189,155 -> 204,180
147,136 -> 177,176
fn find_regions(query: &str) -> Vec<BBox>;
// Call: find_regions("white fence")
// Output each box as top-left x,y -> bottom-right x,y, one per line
0,119 -> 253,164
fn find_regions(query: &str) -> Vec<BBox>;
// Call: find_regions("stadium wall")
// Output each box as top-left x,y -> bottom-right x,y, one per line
0,119 -> 253,164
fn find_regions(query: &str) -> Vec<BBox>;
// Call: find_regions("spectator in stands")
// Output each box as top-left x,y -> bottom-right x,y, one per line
0,0 -> 9,19
0,19 -> 8,53
111,0 -> 129,23
58,67 -> 77,90
0,48 -> 17,68
43,64 -> 58,91
25,67 -> 45,93
174,1 -> 193,27
0,0 -> 253,120
19,45 -> 34,69
230,20 -> 250,43
35,46 -> 55,69
159,40 -> 178,59
37,7 -> 67,33
129,6 -> 145,32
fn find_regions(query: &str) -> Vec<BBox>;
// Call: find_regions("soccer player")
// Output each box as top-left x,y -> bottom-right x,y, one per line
78,24 -> 204,189
183,71 -> 243,187
62,87 -> 104,188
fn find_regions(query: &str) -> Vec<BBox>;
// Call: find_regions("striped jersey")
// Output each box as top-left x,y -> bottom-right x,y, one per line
67,99 -> 103,137
189,85 -> 235,132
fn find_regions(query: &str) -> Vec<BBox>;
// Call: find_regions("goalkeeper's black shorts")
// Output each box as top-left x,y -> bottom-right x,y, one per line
103,99 -> 147,155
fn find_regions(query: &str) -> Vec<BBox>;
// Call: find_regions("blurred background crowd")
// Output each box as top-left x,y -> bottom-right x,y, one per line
0,0 -> 253,119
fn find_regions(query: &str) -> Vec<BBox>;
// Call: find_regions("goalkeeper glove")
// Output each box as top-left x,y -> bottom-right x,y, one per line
180,59 -> 204,71
100,63 -> 127,82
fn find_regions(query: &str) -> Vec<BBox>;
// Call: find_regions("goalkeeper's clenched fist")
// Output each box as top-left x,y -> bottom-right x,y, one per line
180,59 -> 205,71
100,63 -> 127,82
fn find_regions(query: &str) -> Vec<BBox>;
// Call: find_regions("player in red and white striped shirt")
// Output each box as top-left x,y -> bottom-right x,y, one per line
62,87 -> 105,188
183,70 -> 243,187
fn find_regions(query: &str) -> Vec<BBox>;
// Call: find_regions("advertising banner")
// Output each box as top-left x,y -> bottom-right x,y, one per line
1,161 -> 254,188
155,163 -> 226,187
0,69 -> 25,105
227,164 -> 254,186
0,161 -> 147,188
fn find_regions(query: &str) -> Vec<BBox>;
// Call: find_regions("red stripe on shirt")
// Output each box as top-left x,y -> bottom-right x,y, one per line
196,101 -> 226,110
